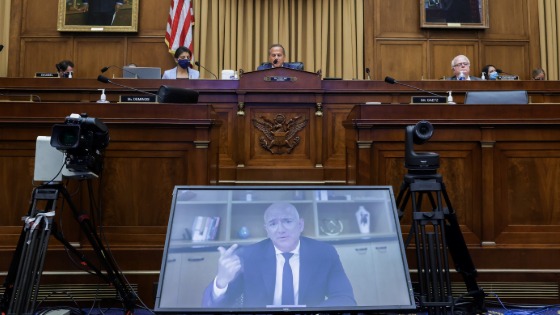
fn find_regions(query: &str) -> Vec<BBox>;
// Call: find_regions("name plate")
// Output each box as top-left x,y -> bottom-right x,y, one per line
411,96 -> 447,104
119,95 -> 158,103
35,72 -> 59,78
264,76 -> 297,82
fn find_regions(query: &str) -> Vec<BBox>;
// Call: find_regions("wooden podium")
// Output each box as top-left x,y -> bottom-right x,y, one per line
229,68 -> 337,183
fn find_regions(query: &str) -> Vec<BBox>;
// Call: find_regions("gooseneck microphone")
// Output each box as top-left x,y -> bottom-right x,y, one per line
101,65 -> 141,79
194,61 -> 218,79
365,68 -> 371,80
273,59 -> 278,66
384,76 -> 443,97
97,75 -> 159,99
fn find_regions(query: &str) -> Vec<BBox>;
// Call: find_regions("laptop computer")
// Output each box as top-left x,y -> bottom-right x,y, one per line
122,66 -> 161,79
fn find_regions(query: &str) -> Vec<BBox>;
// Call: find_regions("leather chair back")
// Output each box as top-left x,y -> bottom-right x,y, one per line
464,90 -> 528,104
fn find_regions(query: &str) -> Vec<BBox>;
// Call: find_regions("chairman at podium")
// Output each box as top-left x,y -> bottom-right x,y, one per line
257,44 -> 304,71
202,203 -> 355,308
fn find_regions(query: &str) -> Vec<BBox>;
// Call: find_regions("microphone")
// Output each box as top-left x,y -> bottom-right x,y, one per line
365,67 -> 371,80
97,75 -> 159,100
273,59 -> 278,66
101,65 -> 141,79
194,61 -> 218,79
384,76 -> 443,97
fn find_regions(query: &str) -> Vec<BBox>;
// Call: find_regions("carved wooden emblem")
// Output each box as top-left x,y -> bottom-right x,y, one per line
252,114 -> 308,154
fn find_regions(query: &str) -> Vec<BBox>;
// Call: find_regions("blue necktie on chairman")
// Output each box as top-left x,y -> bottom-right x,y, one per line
282,253 -> 294,305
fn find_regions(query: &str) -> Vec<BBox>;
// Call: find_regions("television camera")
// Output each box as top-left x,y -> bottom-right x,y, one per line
50,113 -> 109,177
404,120 -> 439,171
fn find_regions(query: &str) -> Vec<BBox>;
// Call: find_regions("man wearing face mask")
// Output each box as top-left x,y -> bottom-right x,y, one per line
481,64 -> 499,80
162,46 -> 200,79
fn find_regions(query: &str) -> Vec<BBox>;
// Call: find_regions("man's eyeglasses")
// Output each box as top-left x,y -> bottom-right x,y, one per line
266,218 -> 297,230
453,62 -> 470,67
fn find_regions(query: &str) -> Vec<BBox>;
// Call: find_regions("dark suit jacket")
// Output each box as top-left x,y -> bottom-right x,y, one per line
257,62 -> 302,71
83,0 -> 122,13
447,75 -> 482,81
202,237 -> 356,308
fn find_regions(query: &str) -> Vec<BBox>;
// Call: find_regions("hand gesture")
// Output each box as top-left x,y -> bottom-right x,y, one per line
216,244 -> 241,289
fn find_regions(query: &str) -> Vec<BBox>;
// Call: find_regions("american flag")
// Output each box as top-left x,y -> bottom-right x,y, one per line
165,0 -> 195,54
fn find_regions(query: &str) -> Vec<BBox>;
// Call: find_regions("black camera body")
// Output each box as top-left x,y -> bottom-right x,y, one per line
404,121 -> 439,171
50,113 -> 109,176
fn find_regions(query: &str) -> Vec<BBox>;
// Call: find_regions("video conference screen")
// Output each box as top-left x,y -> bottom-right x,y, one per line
155,186 -> 415,313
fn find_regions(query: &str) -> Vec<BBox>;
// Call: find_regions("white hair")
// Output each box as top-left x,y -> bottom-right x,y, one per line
451,55 -> 470,69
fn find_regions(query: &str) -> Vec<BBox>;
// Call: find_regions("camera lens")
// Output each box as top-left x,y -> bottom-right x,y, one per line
412,121 -> 433,144
58,129 -> 79,147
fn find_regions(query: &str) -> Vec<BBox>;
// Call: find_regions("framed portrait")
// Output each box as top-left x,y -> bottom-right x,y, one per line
57,0 -> 139,32
421,0 -> 489,29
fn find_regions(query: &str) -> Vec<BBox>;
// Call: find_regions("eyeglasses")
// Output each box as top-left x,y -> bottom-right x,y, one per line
265,218 -> 298,231
453,62 -> 470,67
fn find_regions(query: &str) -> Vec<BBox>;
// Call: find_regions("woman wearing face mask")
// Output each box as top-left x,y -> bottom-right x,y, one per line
481,64 -> 500,80
162,46 -> 200,79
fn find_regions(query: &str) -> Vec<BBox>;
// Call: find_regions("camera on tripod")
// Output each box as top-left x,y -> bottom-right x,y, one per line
404,120 -> 439,171
50,113 -> 109,176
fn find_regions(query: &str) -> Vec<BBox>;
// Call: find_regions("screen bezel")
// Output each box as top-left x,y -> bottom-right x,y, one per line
155,185 -> 415,313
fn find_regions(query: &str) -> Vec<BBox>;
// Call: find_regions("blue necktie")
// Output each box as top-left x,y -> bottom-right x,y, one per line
282,253 -> 294,305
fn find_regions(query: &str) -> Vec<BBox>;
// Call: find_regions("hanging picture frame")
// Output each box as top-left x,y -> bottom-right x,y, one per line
57,0 -> 139,32
421,0 -> 489,29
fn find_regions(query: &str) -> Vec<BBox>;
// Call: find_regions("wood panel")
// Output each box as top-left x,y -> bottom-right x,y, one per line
430,41 -> 479,80
75,38 -> 127,79
20,0 -> 58,36
481,0 -> 531,40
365,0 -> 540,80
344,104 -> 560,249
374,0 -> 424,38
481,42 -> 529,79
377,41 -> 426,80
20,38 -> 73,79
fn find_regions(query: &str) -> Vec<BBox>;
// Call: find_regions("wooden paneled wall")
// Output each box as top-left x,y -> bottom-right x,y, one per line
7,0 -> 541,80
365,0 -> 540,80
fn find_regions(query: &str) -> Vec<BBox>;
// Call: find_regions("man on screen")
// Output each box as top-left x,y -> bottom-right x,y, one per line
202,202 -> 356,308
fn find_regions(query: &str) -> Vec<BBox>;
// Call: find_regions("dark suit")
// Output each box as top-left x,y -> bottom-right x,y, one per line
202,236 -> 356,308
83,0 -> 123,25
257,62 -> 303,71
447,75 -> 482,80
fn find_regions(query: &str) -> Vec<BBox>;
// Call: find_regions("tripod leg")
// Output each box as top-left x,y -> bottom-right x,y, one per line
56,184 -> 137,313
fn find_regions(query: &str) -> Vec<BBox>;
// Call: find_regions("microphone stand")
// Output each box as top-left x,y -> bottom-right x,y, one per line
194,61 -> 218,79
101,65 -> 140,79
385,76 -> 443,98
97,75 -> 159,101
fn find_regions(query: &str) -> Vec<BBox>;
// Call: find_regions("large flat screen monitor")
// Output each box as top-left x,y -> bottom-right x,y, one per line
155,186 -> 415,313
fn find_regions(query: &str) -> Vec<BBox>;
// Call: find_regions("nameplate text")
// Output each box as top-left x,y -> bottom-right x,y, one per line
119,95 -> 158,103
35,72 -> 59,78
411,96 -> 447,104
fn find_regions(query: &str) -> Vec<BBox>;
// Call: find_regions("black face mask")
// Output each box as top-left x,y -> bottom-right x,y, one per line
178,59 -> 191,69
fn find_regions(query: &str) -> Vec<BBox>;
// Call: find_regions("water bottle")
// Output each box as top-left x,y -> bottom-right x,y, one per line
458,71 -> 466,80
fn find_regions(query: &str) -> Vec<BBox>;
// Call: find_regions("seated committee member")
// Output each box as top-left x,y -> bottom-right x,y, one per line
257,44 -> 302,71
481,64 -> 499,80
531,68 -> 546,80
162,46 -> 200,79
56,60 -> 74,78
447,55 -> 481,80
202,202 -> 356,308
